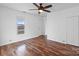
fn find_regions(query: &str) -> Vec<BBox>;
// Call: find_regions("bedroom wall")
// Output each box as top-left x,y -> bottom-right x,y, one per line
46,7 -> 79,46
0,14 -> 1,43
0,6 -> 44,46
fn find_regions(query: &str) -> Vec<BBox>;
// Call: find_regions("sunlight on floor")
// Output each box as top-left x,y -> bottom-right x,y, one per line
16,44 -> 27,56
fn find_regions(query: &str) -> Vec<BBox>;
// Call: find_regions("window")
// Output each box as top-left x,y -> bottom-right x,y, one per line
17,19 -> 25,34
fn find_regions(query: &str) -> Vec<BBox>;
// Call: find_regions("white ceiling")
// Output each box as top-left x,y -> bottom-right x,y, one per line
0,3 -> 79,16
53,3 -> 79,12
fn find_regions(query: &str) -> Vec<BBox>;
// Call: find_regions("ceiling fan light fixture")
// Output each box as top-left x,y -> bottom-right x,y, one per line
32,3 -> 52,14
39,10 -> 43,13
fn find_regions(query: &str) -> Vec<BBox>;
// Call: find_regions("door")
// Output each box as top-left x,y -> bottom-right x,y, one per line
66,16 -> 79,46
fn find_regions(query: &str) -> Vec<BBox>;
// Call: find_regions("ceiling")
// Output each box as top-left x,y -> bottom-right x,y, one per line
0,3 -> 79,16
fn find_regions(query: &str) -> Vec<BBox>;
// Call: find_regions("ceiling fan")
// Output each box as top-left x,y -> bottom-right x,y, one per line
29,3 -> 52,14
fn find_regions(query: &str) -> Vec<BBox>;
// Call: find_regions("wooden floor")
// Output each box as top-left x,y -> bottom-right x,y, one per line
0,35 -> 79,56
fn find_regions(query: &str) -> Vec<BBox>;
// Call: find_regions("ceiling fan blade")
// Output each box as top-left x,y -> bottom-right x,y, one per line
33,3 -> 39,8
39,3 -> 42,5
44,5 -> 52,9
43,10 -> 51,13
29,9 -> 38,10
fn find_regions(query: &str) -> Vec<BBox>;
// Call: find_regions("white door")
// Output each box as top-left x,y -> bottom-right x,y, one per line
66,16 -> 79,46
66,17 -> 74,45
73,16 -> 79,46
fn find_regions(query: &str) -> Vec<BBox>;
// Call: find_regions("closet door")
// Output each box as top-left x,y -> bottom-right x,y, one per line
66,16 -> 79,46
73,16 -> 79,46
66,17 -> 74,45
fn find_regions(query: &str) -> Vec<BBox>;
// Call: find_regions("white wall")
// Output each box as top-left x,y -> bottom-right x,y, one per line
46,7 -> 79,46
42,15 -> 47,35
0,6 -> 44,46
0,14 -> 2,44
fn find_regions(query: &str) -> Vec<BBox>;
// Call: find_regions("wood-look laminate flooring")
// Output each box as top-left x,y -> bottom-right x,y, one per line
0,35 -> 79,56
